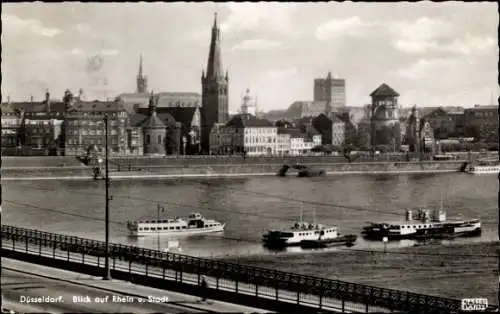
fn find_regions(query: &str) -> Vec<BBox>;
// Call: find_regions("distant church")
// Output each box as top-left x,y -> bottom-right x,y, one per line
200,13 -> 229,154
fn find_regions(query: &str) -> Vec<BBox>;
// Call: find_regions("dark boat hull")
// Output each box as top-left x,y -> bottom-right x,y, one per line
362,228 -> 482,241
300,235 -> 357,249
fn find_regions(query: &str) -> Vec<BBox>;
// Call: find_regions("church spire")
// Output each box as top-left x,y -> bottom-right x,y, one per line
136,54 -> 148,93
138,54 -> 144,78
206,12 -> 223,79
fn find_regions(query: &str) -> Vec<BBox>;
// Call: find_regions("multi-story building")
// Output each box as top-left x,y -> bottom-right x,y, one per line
225,114 -> 277,156
314,72 -> 346,110
311,113 -> 345,147
422,107 -> 465,139
201,13 -> 229,153
1,102 -> 22,153
464,105 -> 499,143
278,127 -> 322,156
63,90 -> 129,156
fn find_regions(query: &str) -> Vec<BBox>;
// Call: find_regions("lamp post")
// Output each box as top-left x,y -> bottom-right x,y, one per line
103,114 -> 111,280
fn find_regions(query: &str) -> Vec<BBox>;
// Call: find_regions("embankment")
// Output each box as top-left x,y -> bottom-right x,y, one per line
1,156 -> 467,180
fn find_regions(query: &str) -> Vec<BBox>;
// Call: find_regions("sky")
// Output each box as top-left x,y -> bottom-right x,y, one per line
1,2 -> 498,112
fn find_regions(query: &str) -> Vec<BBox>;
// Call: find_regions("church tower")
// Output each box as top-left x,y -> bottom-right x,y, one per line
201,13 -> 229,154
136,54 -> 148,93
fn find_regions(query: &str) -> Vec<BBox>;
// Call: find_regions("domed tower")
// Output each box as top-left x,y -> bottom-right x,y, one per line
369,83 -> 401,151
142,91 -> 166,155
240,88 -> 256,116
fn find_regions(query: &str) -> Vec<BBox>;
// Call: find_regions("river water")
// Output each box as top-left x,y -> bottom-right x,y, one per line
2,172 -> 497,257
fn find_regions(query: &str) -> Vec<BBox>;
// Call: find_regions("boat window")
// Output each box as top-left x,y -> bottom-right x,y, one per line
162,220 -> 168,223
182,226 -> 186,229
176,227 -> 180,230
144,227 -> 150,231
138,228 -> 143,231
163,227 -> 168,230
151,227 -> 156,231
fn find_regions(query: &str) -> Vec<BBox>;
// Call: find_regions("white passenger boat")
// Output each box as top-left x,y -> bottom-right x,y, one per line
127,212 -> 225,237
262,209 -> 355,249
464,160 -> 500,174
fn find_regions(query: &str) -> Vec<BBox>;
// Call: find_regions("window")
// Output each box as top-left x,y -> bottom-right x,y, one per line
146,134 -> 150,145
158,135 -> 161,144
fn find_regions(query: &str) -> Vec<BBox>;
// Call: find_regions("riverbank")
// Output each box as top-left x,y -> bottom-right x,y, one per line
222,241 -> 499,303
1,156 -> 467,180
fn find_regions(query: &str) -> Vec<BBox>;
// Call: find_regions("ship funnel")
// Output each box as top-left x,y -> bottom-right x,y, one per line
438,210 -> 446,222
406,210 -> 413,221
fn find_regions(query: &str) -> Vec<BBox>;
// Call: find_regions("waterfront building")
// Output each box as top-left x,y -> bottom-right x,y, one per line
369,83 -> 402,152
1,102 -> 22,153
201,13 -> 229,154
63,90 -> 129,156
278,127 -> 321,156
314,71 -> 346,110
464,105 -> 499,143
312,113 -> 345,147
225,114 -> 276,156
422,107 -> 465,139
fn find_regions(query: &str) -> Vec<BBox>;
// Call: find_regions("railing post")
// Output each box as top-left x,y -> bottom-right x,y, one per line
25,236 -> 28,252
53,245 -> 55,258
179,265 -> 183,282
12,234 -> 15,249
216,276 -> 219,289
255,283 -> 258,297
145,262 -> 148,276
297,290 -> 300,304
67,248 -> 70,260
129,260 -> 132,273
162,266 -> 165,279
39,236 -> 42,255
197,259 -> 201,285
112,257 -> 116,270
342,299 -> 345,312
82,252 -> 85,263
98,255 -> 100,267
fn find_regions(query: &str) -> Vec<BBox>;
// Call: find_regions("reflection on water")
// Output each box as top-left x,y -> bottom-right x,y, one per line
2,172 -> 498,257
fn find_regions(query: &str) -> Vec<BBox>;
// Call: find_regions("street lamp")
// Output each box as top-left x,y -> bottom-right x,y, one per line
103,114 -> 111,280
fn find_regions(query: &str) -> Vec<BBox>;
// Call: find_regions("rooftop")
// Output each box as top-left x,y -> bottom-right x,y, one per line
226,114 -> 274,128
370,83 -> 400,98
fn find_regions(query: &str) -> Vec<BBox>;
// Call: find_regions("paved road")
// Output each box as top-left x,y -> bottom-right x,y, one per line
2,267 -> 206,313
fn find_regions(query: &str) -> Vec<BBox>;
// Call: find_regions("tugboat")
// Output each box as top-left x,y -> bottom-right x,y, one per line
362,208 -> 481,241
464,159 -> 500,175
127,212 -> 225,237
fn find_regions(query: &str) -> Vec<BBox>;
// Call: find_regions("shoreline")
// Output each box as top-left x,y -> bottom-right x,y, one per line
0,169 -> 462,181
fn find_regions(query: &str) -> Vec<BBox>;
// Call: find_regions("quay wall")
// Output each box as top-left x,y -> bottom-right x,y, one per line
1,157 -> 467,179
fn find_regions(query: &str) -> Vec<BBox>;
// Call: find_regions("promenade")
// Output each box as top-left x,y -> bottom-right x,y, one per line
2,258 -> 271,314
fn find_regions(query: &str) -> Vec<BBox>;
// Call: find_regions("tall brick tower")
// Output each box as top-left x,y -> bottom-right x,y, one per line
201,13 -> 229,154
136,54 -> 148,93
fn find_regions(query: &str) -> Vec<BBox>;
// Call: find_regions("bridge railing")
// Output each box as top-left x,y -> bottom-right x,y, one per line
1,224 -> 461,313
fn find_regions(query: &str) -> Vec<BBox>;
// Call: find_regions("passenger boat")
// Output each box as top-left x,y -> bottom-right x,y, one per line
127,212 -> 225,237
362,208 -> 481,241
262,209 -> 354,249
464,160 -> 500,174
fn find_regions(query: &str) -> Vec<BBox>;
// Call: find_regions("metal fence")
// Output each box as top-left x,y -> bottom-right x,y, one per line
1,224 -> 462,313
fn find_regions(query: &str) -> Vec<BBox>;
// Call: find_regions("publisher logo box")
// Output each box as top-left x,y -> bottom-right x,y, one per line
461,298 -> 488,311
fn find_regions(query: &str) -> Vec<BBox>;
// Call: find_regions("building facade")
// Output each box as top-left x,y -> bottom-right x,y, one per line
314,72 -> 346,110
201,13 -> 229,153
422,107 -> 465,139
464,105 -> 498,143
1,103 -> 22,153
63,90 -> 129,156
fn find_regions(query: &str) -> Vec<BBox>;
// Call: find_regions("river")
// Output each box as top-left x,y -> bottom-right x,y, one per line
2,172 -> 497,257
3,172 -> 498,302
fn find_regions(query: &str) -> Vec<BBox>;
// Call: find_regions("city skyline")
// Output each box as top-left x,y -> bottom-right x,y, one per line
2,2 -> 498,112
